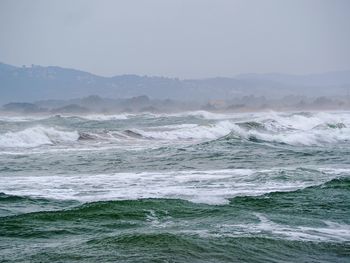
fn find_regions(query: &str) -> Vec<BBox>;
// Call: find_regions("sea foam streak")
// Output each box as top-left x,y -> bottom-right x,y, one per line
203,215 -> 350,242
1,168 -> 348,205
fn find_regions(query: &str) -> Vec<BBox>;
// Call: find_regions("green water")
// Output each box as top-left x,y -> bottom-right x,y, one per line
0,111 -> 349,262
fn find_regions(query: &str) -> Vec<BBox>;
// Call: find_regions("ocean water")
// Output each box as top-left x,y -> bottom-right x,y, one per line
0,111 -> 349,262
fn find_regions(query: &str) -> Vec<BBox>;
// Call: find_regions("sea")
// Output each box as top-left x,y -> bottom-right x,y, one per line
0,111 -> 349,262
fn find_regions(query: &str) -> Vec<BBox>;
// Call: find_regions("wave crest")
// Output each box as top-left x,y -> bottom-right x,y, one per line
0,126 -> 79,148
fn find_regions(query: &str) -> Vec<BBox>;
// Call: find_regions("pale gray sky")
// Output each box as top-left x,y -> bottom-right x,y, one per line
0,0 -> 349,78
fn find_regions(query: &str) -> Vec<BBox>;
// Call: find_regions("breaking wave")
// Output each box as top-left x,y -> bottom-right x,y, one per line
230,112 -> 349,146
129,121 -> 237,140
126,122 -> 349,147
0,112 -> 349,148
0,126 -> 79,148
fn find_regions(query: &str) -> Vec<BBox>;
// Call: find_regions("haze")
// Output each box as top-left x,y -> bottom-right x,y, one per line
0,0 -> 349,78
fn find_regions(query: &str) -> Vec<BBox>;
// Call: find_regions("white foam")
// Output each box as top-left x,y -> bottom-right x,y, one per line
0,126 -> 79,148
1,168 -> 346,205
117,111 -> 350,145
131,121 -> 241,140
242,128 -> 349,146
172,111 -> 236,120
1,111 -> 349,148
80,114 -> 129,121
208,214 -> 350,242
125,117 -> 349,146
0,115 -> 49,122
227,111 -> 350,146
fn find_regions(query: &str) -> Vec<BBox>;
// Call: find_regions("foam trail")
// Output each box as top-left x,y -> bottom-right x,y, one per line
0,115 -> 50,122
213,214 -> 350,242
1,168 -> 347,205
79,114 -> 129,120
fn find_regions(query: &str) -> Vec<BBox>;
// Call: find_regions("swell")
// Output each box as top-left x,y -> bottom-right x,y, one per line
1,177 -> 348,222
0,192 -> 79,218
229,177 -> 350,221
2,233 -> 348,263
0,177 -> 349,263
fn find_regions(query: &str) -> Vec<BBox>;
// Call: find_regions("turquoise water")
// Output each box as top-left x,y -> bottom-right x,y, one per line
0,111 -> 349,262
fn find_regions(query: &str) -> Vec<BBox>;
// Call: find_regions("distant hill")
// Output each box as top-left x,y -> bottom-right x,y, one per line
237,71 -> 350,87
0,62 -> 349,104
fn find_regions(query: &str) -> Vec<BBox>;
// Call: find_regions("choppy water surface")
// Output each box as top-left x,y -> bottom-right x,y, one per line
0,111 -> 349,262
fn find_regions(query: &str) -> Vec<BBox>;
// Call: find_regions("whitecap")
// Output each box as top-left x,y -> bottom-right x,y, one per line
0,126 -> 79,148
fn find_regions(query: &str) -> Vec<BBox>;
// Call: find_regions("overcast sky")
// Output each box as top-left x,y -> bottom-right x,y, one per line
0,0 -> 349,78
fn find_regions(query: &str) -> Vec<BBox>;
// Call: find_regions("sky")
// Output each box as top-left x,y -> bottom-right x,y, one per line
0,0 -> 349,78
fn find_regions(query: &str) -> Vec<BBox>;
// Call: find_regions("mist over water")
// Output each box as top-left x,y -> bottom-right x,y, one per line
0,110 -> 349,262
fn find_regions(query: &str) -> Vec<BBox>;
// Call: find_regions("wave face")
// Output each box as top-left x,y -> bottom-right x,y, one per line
0,111 -> 350,262
0,126 -> 79,148
1,111 -> 349,149
1,178 -> 349,262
